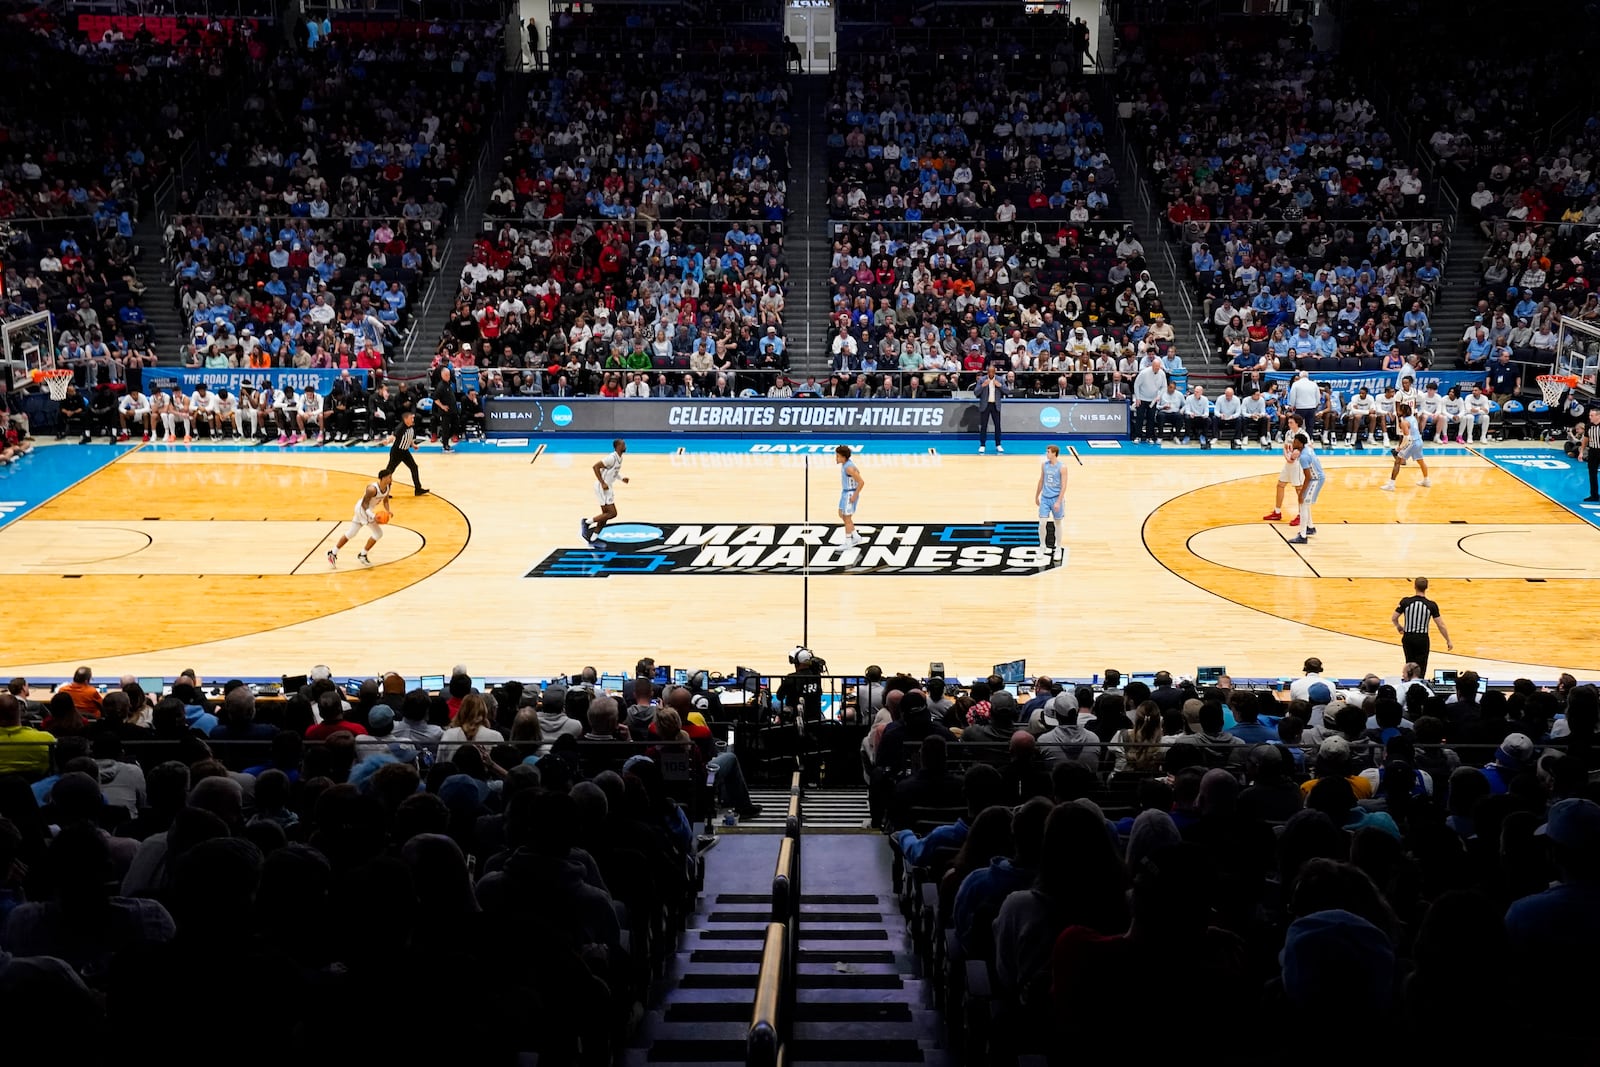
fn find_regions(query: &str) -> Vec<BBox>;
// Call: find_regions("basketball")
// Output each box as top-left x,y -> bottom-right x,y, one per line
29,369 -> 43,383
376,512 -> 390,525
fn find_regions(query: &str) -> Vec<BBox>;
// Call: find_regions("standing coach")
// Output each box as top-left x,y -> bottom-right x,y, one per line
1392,576 -> 1453,673
975,364 -> 1009,453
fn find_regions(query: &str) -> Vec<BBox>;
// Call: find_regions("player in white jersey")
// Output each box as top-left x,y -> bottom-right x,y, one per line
169,388 -> 194,443
582,438 -> 630,543
328,471 -> 393,567
117,389 -> 150,441
1343,386 -> 1377,445
1435,386 -> 1464,443
1374,386 -> 1398,442
1035,444 -> 1066,560
190,384 -> 218,439
214,389 -> 241,438
1381,403 -> 1432,491
149,389 -> 173,441
269,386 -> 294,443
1416,383 -> 1444,441
1461,385 -> 1492,443
1395,377 -> 1419,421
296,385 -> 325,443
237,383 -> 260,438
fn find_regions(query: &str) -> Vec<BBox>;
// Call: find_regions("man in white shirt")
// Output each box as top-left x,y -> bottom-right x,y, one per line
190,384 -> 219,439
1213,386 -> 1243,449
296,385 -> 325,442
1461,385 -> 1492,443
624,373 -> 650,398
1131,358 -> 1168,442
1289,657 -> 1332,705
1287,370 -> 1320,428
830,326 -> 858,371
1182,385 -> 1216,448
118,389 -> 151,442
1156,380 -> 1186,439
1344,386 -> 1377,445
1241,388 -> 1271,446
1416,382 -> 1445,441
215,389 -> 241,438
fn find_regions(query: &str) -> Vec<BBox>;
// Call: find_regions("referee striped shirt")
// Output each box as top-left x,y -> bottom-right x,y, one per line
1587,423 -> 1600,451
396,426 -> 415,452
1396,595 -> 1439,635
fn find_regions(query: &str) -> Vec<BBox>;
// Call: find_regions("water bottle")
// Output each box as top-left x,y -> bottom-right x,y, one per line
1093,673 -> 1099,686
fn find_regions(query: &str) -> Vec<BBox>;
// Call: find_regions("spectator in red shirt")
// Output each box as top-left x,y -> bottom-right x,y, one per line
305,691 -> 367,741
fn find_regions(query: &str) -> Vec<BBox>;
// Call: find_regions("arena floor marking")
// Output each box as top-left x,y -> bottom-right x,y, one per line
1478,447 -> 1600,528
0,444 -> 128,530
0,441 -> 1586,679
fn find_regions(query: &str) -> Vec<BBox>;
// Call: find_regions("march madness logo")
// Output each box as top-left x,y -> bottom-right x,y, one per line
527,522 -> 1061,577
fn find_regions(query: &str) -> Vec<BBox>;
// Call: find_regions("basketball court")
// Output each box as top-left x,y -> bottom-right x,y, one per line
1,432 -> 1595,682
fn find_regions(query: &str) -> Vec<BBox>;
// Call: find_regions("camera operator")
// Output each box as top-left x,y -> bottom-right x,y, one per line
778,648 -> 825,725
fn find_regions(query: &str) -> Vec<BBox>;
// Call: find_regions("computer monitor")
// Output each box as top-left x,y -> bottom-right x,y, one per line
1433,668 -> 1458,687
1131,672 -> 1157,688
673,668 -> 689,686
419,674 -> 445,692
1196,666 -> 1225,687
138,677 -> 165,698
600,672 -> 628,692
472,677 -> 488,693
652,664 -> 672,687
993,658 -> 1026,685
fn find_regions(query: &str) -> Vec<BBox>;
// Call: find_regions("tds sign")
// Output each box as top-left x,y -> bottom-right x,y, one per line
528,522 -> 1060,577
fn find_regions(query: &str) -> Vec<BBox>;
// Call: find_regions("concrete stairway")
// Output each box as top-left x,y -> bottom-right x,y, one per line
131,213 -> 183,362
632,834 -> 947,1067
1428,226 -> 1488,369
1095,75 -> 1217,376
391,77 -> 527,379
787,73 -> 832,380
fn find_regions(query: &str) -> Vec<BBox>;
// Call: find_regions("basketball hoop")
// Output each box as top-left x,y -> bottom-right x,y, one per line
38,369 -> 73,402
1536,374 -> 1579,407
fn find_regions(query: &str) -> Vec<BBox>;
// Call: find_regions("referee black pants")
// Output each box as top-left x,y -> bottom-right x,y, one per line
1588,450 -> 1600,498
1402,632 -> 1431,673
384,446 -> 423,489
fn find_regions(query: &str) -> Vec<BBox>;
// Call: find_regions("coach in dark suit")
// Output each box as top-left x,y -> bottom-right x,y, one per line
975,364 -> 1010,453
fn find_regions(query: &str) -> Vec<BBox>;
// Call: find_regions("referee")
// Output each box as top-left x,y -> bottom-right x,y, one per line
381,410 -> 430,496
1392,576 -> 1452,673
1580,405 -> 1600,503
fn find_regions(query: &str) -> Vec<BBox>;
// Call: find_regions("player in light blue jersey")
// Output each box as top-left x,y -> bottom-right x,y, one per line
1380,402 -> 1432,491
836,444 -> 865,546
1288,433 -> 1325,544
1035,444 -> 1066,560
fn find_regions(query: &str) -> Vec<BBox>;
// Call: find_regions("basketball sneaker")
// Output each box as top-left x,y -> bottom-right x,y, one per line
1379,481 -> 1395,491
581,519 -> 593,542
326,550 -> 337,567
1418,478 -> 1431,487
357,552 -> 372,566
182,433 -> 191,444
141,432 -> 150,442
1289,516 -> 1301,527
1262,510 -> 1282,521
1288,535 -> 1310,545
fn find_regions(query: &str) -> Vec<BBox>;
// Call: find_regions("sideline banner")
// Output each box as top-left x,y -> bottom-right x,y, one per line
484,397 -> 1130,438
159,368 -> 370,396
1264,369 -> 1484,394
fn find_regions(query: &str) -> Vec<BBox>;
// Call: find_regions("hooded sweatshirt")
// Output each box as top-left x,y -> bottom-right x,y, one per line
96,758 -> 146,818
537,706 -> 585,753
1037,720 -> 1102,772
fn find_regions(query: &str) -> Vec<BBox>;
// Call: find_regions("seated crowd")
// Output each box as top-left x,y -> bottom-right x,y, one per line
824,218 -> 1177,396
827,44 -> 1116,224
160,22 -> 504,374
0,12 -> 253,381
0,663 -> 759,1060
1120,36 -> 1450,368
869,662 -> 1600,1055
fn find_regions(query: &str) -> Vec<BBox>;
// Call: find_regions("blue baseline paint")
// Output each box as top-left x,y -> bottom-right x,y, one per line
1480,447 -> 1600,529
0,444 -> 130,529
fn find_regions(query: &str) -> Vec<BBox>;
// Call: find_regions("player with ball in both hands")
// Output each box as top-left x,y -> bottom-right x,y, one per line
328,471 -> 394,568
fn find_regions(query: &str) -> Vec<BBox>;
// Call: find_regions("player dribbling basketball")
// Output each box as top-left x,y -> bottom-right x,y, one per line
328,471 -> 393,568
1380,402 -> 1432,491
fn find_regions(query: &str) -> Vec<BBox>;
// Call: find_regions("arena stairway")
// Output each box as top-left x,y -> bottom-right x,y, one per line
631,834 -> 948,1067
1095,74 -> 1217,377
789,73 -> 832,380
132,212 -> 183,359
1428,227 -> 1489,369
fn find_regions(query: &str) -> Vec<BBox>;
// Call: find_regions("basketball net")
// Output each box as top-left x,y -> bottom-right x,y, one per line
43,371 -> 72,401
1536,374 -> 1578,407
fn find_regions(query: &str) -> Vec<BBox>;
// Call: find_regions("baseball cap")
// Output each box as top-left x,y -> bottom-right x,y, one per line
1280,909 -> 1395,1010
1318,736 -> 1351,761
1535,797 -> 1600,850
1307,682 -> 1332,706
368,706 -> 395,733
1496,732 -> 1535,767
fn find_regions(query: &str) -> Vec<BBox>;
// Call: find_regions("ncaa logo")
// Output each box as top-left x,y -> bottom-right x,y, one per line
1038,406 -> 1062,429
599,523 -> 665,544
551,404 -> 574,427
